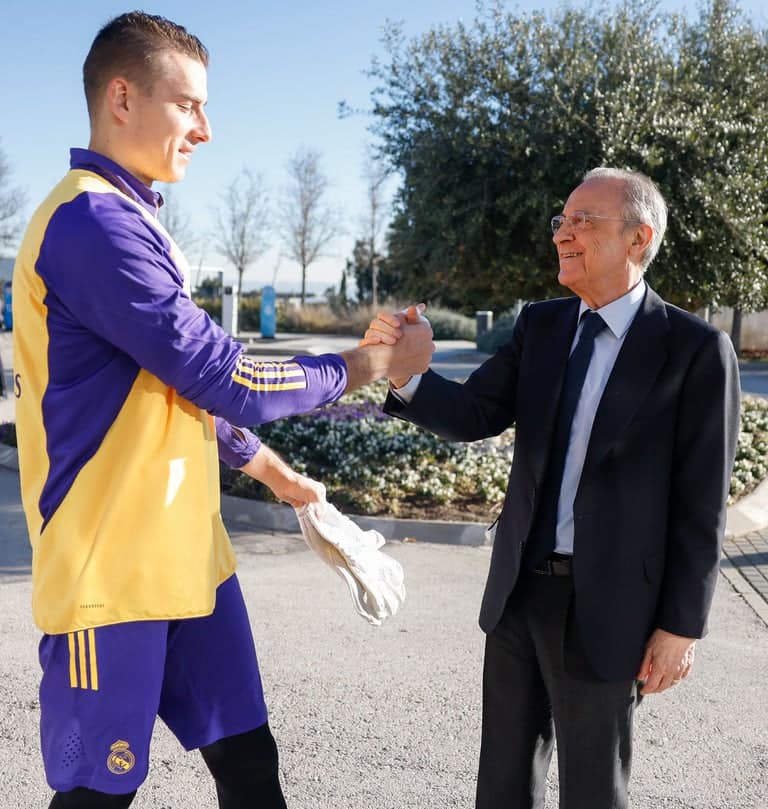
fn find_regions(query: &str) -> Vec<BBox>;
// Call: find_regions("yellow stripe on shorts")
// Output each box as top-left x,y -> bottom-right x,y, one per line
88,629 -> 99,691
77,630 -> 88,689
67,632 -> 77,688
67,630 -> 99,690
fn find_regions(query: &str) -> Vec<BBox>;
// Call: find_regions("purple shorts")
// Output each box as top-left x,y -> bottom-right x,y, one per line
38,574 -> 268,794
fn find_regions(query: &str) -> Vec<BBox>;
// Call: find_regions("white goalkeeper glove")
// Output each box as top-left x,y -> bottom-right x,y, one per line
296,502 -> 406,626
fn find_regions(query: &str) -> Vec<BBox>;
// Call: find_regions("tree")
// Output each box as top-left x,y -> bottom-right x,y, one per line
597,0 -> 768,319
346,239 -> 400,305
368,0 -> 768,320
360,144 -> 391,309
0,141 -> 25,251
212,169 -> 270,299
280,147 -> 340,305
159,184 -> 198,257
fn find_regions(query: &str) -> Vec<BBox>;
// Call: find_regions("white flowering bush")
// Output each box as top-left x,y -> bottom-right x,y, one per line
220,387 -> 768,516
729,396 -> 768,503
221,381 -> 513,518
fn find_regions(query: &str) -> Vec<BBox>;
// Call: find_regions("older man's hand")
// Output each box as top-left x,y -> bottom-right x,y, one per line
385,308 -> 434,385
359,304 -> 427,346
637,628 -> 696,695
360,304 -> 431,387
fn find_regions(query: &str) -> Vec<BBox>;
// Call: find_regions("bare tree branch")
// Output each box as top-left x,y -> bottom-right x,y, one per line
0,142 -> 26,251
280,147 -> 341,305
158,184 -> 198,258
212,169 -> 270,299
360,143 -> 391,309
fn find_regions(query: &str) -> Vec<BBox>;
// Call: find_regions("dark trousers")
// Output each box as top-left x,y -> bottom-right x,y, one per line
476,571 -> 640,809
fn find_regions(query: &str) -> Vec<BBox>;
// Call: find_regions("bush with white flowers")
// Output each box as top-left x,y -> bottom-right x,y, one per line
220,381 -> 513,517
729,396 -> 768,503
221,387 -> 768,516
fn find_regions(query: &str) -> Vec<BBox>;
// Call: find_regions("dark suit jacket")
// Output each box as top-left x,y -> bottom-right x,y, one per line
384,287 -> 741,681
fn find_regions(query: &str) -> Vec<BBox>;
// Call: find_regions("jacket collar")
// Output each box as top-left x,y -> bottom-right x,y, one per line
70,148 -> 163,216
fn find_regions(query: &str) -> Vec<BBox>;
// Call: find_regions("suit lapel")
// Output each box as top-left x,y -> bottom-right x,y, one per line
585,286 -> 670,467
525,299 -> 580,487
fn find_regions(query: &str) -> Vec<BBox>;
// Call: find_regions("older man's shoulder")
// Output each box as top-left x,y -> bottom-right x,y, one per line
660,297 -> 723,338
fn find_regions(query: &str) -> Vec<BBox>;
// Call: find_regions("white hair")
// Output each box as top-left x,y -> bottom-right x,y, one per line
583,167 -> 668,270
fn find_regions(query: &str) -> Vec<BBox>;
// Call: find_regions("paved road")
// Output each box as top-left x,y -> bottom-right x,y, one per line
740,361 -> 768,398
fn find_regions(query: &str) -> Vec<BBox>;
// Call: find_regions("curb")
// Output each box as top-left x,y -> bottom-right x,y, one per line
724,476 -> 768,538
221,494 -> 489,546
719,555 -> 768,627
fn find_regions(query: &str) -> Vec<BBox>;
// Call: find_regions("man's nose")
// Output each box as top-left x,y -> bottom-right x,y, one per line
553,224 -> 572,245
194,109 -> 212,143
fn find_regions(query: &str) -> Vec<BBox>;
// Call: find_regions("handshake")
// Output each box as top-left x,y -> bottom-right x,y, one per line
353,304 -> 435,389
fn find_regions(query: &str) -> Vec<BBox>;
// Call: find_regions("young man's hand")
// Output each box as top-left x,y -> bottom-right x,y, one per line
239,445 -> 326,509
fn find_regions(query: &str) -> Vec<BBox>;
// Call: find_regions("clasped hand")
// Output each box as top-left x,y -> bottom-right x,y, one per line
359,304 -> 433,387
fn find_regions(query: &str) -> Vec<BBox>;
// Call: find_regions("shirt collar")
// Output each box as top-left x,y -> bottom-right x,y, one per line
578,280 -> 646,340
69,148 -> 164,216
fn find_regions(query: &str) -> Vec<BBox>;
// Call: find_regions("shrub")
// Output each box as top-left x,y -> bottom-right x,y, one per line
277,303 -> 377,335
193,296 -> 221,324
220,380 -> 514,517
426,308 -> 476,340
192,295 -> 262,331
730,396 -> 768,503
237,296 -> 262,332
477,313 -> 517,353
192,296 -> 476,341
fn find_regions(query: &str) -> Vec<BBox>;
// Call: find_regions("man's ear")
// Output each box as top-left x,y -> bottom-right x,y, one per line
630,223 -> 653,256
104,76 -> 131,123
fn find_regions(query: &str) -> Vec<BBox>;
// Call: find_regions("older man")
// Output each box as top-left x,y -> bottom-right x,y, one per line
367,168 -> 740,808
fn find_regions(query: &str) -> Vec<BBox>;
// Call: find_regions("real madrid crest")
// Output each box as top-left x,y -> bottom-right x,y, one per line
106,739 -> 135,774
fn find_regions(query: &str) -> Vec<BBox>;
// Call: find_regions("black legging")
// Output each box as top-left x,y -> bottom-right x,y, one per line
49,723 -> 286,809
49,788 -> 136,808
200,723 -> 287,809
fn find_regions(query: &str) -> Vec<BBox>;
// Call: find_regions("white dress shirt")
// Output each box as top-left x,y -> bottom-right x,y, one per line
554,282 -> 645,553
393,281 -> 647,555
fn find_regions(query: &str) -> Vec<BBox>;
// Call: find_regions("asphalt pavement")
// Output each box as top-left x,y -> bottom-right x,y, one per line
1,466 -> 767,808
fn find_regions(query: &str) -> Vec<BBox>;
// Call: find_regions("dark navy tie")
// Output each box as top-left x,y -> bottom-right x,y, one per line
524,310 -> 607,568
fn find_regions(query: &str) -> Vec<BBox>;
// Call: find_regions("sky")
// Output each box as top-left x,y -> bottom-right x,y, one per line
2,0 -> 767,294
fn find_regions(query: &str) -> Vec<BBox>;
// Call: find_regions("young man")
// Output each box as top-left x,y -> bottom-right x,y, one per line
365,168 -> 740,809
13,12 -> 433,808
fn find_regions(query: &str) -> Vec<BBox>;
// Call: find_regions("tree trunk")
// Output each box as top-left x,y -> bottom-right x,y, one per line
731,306 -> 742,356
237,267 -> 243,300
301,264 -> 307,306
339,267 -> 348,309
371,257 -> 378,310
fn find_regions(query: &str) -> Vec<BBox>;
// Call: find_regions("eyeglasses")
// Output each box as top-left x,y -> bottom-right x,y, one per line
551,211 -> 644,235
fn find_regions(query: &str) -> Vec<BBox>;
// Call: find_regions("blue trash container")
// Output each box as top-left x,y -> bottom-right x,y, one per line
260,285 -> 276,339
